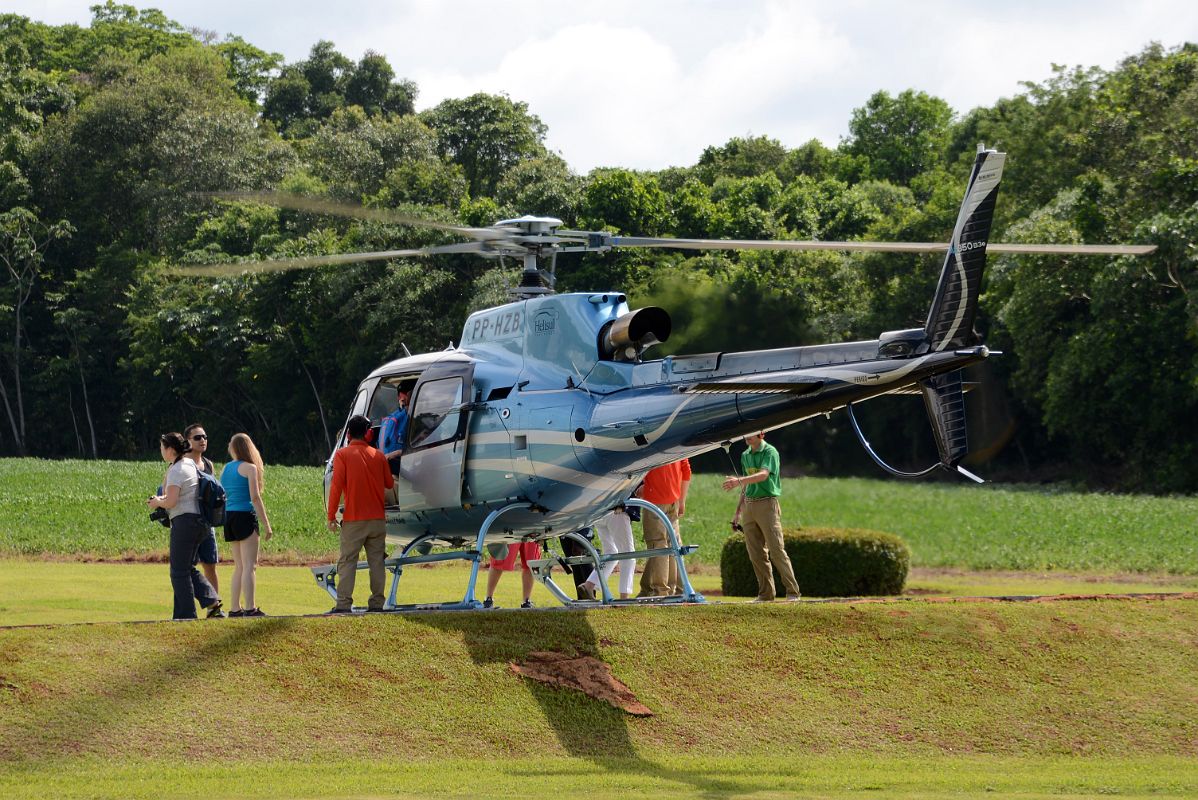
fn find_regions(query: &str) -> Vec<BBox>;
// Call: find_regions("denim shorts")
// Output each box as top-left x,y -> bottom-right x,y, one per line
193,526 -> 219,565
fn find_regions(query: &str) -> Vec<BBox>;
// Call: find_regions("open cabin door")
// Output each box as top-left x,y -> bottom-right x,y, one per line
397,359 -> 476,510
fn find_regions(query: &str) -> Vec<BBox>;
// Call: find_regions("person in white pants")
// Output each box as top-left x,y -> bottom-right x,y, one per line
579,508 -> 636,599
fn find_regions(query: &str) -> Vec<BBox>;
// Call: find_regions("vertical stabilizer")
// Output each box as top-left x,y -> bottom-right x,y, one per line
924,148 -> 1005,351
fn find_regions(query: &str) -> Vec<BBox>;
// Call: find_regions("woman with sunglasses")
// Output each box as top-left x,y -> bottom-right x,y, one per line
183,423 -> 221,598
220,433 -> 274,617
147,432 -> 223,619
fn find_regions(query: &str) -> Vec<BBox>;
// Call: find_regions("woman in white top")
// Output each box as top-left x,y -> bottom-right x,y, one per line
147,432 -> 223,620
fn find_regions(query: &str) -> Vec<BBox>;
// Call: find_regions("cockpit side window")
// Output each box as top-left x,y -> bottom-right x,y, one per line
408,377 -> 464,449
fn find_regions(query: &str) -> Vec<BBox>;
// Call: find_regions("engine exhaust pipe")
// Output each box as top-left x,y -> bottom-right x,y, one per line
600,307 -> 672,361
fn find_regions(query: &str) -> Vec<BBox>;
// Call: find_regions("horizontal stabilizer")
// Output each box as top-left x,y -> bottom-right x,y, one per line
920,370 -> 968,467
888,382 -> 979,396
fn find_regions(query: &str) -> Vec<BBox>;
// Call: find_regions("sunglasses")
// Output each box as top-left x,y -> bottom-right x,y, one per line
191,434 -> 208,441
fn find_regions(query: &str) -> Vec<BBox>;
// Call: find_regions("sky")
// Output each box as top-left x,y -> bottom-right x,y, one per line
10,0 -> 1198,173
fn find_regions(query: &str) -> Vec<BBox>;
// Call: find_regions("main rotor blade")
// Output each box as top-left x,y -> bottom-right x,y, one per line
609,236 -> 1156,256
201,192 -> 507,241
987,243 -> 1156,255
168,242 -> 485,277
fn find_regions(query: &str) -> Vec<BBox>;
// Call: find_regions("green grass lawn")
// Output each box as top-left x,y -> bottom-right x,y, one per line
1,559 -> 1196,627
3,755 -> 1196,799
3,458 -> 1197,574
1,598 -> 1196,798
5,458 -> 1196,798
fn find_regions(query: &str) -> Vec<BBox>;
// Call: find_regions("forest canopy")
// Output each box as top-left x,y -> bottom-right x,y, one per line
2,3 -> 1196,491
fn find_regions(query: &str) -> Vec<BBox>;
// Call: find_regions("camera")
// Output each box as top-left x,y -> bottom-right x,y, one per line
149,506 -> 169,527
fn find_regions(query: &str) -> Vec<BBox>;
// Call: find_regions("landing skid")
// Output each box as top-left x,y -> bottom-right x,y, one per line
310,499 -> 705,611
311,502 -> 531,612
530,499 -> 705,606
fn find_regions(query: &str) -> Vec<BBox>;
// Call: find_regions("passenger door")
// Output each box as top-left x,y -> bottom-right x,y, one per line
323,381 -> 374,514
398,359 -> 476,510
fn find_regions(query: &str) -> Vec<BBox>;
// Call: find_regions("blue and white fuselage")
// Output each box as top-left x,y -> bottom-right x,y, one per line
329,290 -> 988,547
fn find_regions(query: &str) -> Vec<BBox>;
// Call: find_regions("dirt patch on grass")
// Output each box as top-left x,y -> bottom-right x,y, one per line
511,651 -> 653,716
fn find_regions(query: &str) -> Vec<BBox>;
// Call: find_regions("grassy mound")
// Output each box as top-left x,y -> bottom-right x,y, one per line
2,600 -> 1195,765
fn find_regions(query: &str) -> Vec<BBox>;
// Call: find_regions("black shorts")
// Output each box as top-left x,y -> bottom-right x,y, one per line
223,510 -> 259,542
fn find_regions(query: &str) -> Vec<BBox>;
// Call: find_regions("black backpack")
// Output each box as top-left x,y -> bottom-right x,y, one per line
196,469 -> 227,527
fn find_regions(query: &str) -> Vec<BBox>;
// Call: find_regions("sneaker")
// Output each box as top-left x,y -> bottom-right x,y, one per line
784,594 -> 802,602
327,606 -> 353,615
578,582 -> 596,601
482,598 -> 494,609
751,597 -> 774,604
228,609 -> 246,618
520,600 -> 534,609
205,602 -> 227,619
244,608 -> 267,617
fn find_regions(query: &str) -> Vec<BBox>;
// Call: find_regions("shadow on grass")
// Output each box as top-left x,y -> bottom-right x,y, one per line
412,608 -> 760,799
0,617 -> 296,763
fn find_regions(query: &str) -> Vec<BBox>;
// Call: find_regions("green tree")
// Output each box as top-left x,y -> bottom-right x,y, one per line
696,135 -> 788,182
264,42 -> 417,136
32,47 -> 294,253
0,207 -> 72,454
580,168 -> 669,235
844,89 -> 954,185
422,93 -> 548,197
495,155 -> 582,223
213,35 -> 281,104
345,50 -> 392,115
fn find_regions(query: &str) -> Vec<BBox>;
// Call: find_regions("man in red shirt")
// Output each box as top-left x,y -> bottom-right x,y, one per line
326,414 -> 394,613
638,458 -> 691,597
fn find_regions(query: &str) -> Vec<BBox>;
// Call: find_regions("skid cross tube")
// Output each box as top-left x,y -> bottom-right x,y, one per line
385,532 -> 437,608
531,542 -> 702,605
534,530 -> 610,605
311,502 -> 532,612
527,502 -> 706,606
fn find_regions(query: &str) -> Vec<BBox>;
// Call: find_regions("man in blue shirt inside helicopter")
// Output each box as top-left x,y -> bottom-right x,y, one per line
379,388 -> 409,475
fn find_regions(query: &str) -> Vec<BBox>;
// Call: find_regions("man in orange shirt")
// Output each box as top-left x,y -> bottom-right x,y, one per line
638,458 -> 691,597
326,414 -> 394,613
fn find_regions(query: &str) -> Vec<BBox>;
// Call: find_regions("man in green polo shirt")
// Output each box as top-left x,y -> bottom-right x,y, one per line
722,430 -> 801,602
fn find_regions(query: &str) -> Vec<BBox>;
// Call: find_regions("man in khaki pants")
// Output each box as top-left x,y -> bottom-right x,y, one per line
326,414 -> 394,613
637,459 -> 691,597
723,431 -> 801,602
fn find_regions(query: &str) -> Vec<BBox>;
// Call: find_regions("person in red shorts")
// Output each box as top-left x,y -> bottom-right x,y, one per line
482,540 -> 541,609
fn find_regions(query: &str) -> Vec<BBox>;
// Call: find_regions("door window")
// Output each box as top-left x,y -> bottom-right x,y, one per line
408,377 -> 464,448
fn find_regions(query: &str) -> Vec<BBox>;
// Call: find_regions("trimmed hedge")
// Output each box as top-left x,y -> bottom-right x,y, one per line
720,527 -> 910,597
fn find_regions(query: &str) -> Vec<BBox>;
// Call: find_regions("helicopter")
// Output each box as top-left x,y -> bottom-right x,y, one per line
179,147 -> 1155,611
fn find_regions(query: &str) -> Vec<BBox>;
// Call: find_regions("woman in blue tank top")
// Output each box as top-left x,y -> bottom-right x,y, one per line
220,433 -> 275,617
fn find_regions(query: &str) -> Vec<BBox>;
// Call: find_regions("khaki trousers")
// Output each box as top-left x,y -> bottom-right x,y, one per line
639,501 -> 679,597
742,496 -> 800,600
336,519 -> 387,610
